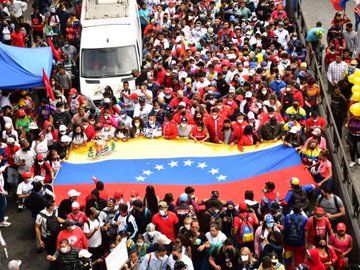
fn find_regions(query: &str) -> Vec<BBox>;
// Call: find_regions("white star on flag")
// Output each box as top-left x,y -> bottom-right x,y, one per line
216,174 -> 227,181
209,168 -> 219,175
135,176 -> 145,181
168,161 -> 178,168
154,164 -> 165,171
142,170 -> 153,176
183,160 -> 194,166
197,162 -> 208,169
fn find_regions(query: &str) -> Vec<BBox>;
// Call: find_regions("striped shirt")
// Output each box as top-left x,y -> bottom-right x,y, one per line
54,247 -> 79,270
327,60 -> 348,83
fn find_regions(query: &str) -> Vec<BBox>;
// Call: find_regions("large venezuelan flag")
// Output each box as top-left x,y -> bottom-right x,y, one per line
53,138 -> 314,204
331,0 -> 349,11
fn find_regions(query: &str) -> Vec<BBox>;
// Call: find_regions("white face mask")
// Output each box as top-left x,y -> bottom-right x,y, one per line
83,125 -> 88,129
262,90 -> 267,95
38,161 -> 44,165
70,225 -> 76,230
180,123 -> 187,128
241,255 -> 249,261
237,119 -> 243,124
60,108 -> 65,113
148,231 -> 155,237
60,247 -> 68,253
184,224 -> 191,230
159,210 -> 167,216
134,123 -> 140,127
212,115 -> 218,119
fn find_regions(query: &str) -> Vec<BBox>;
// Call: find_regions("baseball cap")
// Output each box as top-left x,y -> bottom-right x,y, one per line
174,260 -> 187,269
18,109 -> 26,117
29,122 -> 39,130
179,193 -> 188,202
79,249 -> 92,258
128,93 -> 139,99
69,88 -> 77,95
290,177 -> 300,185
63,219 -> 76,227
37,154 -> 44,161
314,207 -> 325,215
21,171 -> 33,178
158,201 -> 168,208
59,124 -> 67,131
5,123 -> 12,129
103,98 -> 111,103
8,260 -> 22,270
131,190 -> 139,197
6,137 -> 15,144
351,60 -> 358,66
296,264 -> 310,270
68,189 -> 81,197
239,202 -> 248,211
113,190 -> 123,200
245,91 -> 253,98
265,214 -> 275,223
72,201 -> 80,210
33,175 -> 45,183
211,191 -> 219,198
300,62 -> 307,68
290,126 -> 299,134
336,222 -> 346,231
229,86 -> 236,93
312,127 -> 321,136
157,234 -> 171,245
185,77 -> 192,84
60,135 -> 72,143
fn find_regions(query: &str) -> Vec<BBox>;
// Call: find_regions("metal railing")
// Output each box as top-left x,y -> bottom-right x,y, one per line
295,1 -> 360,262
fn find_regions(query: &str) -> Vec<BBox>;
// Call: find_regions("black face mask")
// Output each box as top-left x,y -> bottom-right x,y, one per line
293,104 -> 299,109
224,126 -> 230,130
172,254 -> 179,261
23,147 -> 31,151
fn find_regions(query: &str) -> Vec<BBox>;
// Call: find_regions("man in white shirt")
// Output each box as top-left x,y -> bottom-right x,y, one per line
112,203 -> 138,239
140,245 -> 169,270
167,246 -> 194,270
83,207 -> 104,261
273,22 -> 290,48
133,96 -> 153,123
8,0 -> 27,18
16,171 -> 33,211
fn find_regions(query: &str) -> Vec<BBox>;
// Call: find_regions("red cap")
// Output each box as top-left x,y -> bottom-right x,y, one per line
131,190 -> 139,196
239,202 -> 248,211
37,154 -> 44,161
114,190 -> 123,200
164,88 -> 172,95
314,207 -> 325,215
69,88 -> 77,95
104,120 -> 112,126
128,93 -> 139,99
21,172 -> 34,178
336,222 -> 346,231
18,109 -> 26,117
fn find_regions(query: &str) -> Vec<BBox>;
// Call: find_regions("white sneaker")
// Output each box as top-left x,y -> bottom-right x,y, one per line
350,161 -> 356,167
0,221 -> 11,228
4,216 -> 8,221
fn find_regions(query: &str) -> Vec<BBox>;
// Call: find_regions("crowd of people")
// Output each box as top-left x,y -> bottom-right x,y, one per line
0,0 -> 360,269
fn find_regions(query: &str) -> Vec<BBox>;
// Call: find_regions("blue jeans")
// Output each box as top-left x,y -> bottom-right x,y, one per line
0,195 -> 7,222
355,13 -> 360,32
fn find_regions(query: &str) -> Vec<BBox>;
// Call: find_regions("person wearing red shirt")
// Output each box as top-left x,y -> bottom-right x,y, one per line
5,137 -> 21,186
232,113 -> 248,139
305,248 -> 326,270
316,236 -> 338,269
189,121 -> 210,142
11,25 -> 25,47
172,106 -> 195,125
232,203 -> 259,249
237,125 -> 260,151
222,93 -> 238,115
259,107 -> 284,127
215,99 -> 232,118
305,111 -> 327,135
82,118 -> 95,141
56,220 -> 88,250
218,119 -> 238,145
169,90 -> 191,109
305,207 -> 333,248
31,154 -> 54,184
151,201 -> 178,241
162,113 -> 179,140
66,201 -> 88,228
205,108 -> 225,143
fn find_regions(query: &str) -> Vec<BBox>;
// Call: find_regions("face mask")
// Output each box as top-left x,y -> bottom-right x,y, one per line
318,244 -> 326,248
278,28 -> 283,32
23,147 -> 31,152
51,81 -> 55,85
64,44 -> 70,48
104,115 -> 109,119
89,121 -> 95,125
276,79 -> 281,83
165,95 -> 171,99
292,37 -> 297,40
262,90 -> 267,95
330,51 -> 335,54
38,161 -> 44,165
159,210 -> 167,216
180,123 -> 187,128
184,224 -> 191,230
60,108 -> 65,113
173,254 -> 179,260
83,125 -> 88,129
227,101 -> 232,105
209,100 -> 215,105
266,222 -> 274,228
208,90 -> 214,95
214,209 -> 220,213
217,105 -> 222,110
148,83 -> 153,87
148,121 -> 154,126
293,104 -> 299,109
263,188 -> 268,193
70,225 -> 76,230
241,255 -> 249,262
212,115 -> 218,119
148,231 -> 155,237
134,123 -> 140,127
60,247 -> 68,253
136,242 -> 144,247
60,131 -> 66,135
237,119 -> 243,124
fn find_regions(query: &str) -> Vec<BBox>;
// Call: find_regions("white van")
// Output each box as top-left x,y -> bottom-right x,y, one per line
80,0 -> 142,105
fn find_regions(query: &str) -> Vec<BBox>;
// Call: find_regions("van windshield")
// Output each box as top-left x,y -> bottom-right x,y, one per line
81,46 -> 137,78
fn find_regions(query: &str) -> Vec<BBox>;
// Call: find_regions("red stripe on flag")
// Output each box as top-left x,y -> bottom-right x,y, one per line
42,68 -> 55,101
47,37 -> 62,61
331,0 -> 343,11
54,164 -> 315,206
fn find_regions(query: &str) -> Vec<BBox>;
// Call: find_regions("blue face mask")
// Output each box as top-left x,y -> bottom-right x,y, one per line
266,222 -> 274,228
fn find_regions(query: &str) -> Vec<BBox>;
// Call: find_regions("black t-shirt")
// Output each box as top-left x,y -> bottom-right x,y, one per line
186,232 -> 208,260
211,246 -> 240,270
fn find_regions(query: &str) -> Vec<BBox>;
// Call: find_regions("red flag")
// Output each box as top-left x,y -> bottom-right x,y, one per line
331,0 -> 343,11
42,68 -> 55,101
47,37 -> 62,61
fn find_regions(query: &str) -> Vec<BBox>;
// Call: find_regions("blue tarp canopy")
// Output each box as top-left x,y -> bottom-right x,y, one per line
0,43 -> 53,89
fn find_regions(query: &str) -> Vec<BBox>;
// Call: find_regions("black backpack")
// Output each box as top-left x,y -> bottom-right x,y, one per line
39,211 -> 61,236
318,195 -> 340,213
282,92 -> 294,110
287,214 -> 303,244
293,188 -> 309,211
113,213 -> 135,236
